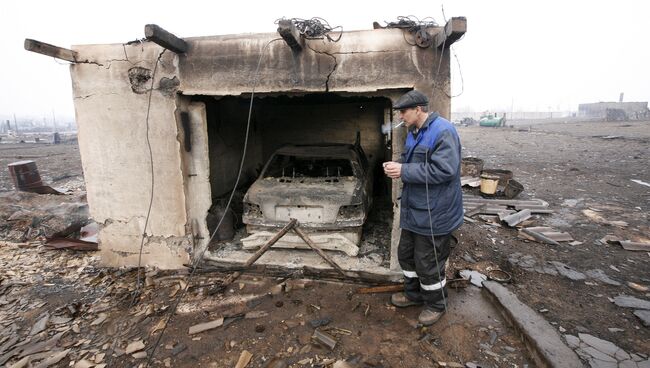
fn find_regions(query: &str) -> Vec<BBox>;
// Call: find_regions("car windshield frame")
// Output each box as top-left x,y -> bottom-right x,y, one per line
261,153 -> 360,179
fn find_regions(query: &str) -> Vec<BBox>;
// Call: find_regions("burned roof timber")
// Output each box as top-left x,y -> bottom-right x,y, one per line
277,19 -> 304,52
435,17 -> 467,48
144,24 -> 188,54
24,39 -> 77,63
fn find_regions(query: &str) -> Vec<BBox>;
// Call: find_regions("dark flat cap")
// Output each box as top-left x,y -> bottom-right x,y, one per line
393,90 -> 429,109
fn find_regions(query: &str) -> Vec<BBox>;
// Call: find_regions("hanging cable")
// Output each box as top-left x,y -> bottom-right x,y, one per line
132,49 -> 166,306
383,15 -> 438,32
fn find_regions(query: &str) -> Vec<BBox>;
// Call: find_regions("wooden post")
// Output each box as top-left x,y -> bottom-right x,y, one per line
434,17 -> 467,49
277,19 -> 303,52
24,39 -> 77,62
221,219 -> 297,286
293,226 -> 347,276
144,24 -> 188,54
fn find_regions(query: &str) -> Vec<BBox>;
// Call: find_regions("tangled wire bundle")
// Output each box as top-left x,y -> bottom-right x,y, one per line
384,15 -> 438,33
276,17 -> 342,42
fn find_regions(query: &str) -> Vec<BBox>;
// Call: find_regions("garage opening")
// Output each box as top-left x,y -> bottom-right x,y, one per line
193,93 -> 396,273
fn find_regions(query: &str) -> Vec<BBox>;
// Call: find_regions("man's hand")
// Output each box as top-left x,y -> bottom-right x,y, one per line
383,161 -> 402,179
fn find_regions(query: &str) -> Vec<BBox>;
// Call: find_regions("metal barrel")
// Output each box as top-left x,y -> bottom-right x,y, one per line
8,160 -> 44,191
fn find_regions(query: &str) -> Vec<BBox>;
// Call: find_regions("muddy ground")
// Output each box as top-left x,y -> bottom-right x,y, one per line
457,120 -> 650,355
0,120 -> 649,367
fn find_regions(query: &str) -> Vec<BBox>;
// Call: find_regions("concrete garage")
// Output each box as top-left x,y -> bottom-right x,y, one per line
66,19 -> 466,277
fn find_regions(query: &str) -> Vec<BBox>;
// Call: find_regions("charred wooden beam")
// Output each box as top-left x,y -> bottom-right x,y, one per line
144,24 -> 188,54
24,39 -> 77,62
277,19 -> 303,52
434,17 -> 467,49
197,261 -> 398,285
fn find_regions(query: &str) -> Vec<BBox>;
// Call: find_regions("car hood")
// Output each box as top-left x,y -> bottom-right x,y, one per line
246,176 -> 361,206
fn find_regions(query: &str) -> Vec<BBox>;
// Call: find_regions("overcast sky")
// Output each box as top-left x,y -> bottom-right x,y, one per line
1,0 -> 648,121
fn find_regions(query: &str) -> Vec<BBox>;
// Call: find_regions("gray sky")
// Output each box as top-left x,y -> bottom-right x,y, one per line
1,0 -> 648,121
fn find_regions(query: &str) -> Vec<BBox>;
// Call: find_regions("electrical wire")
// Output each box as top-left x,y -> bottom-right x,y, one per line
424,146 -> 449,316
421,5 -> 463,364
275,17 -> 343,42
132,49 -> 166,306
436,5 -> 465,98
144,37 -> 283,367
384,15 -> 438,32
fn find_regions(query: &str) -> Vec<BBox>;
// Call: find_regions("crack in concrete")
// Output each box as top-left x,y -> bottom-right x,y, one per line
306,44 -> 338,92
76,60 -> 105,67
330,50 -> 403,55
73,92 -> 118,100
324,53 -> 337,92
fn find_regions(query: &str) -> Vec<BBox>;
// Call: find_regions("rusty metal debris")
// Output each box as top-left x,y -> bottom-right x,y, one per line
44,238 -> 98,251
487,269 -> 512,283
8,160 -> 64,195
45,222 -> 98,251
504,179 -> 524,199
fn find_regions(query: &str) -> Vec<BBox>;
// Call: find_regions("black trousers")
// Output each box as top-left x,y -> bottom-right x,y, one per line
398,229 -> 451,311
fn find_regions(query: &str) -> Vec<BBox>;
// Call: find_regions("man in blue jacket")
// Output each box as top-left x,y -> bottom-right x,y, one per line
383,90 -> 463,326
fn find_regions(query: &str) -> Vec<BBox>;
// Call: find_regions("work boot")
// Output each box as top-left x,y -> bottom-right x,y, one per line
391,292 -> 423,308
418,307 -> 445,326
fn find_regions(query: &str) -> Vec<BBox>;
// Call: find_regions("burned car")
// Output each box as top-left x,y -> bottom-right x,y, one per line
241,142 -> 372,256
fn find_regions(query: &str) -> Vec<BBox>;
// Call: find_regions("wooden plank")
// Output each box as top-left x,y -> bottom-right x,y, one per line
144,24 -> 188,54
188,318 -> 224,334
199,261 -> 396,285
24,39 -> 77,62
294,226 -> 347,276
356,284 -> 403,294
277,19 -> 303,52
434,17 -> 467,48
234,350 -> 253,368
221,219 -> 297,287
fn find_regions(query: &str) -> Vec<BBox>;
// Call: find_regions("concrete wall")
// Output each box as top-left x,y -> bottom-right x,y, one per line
179,29 -> 451,118
257,98 -> 387,165
70,43 -> 191,269
204,97 -> 264,198
69,26 -> 458,270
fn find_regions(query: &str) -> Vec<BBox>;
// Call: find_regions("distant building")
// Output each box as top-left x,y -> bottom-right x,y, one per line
578,102 -> 649,121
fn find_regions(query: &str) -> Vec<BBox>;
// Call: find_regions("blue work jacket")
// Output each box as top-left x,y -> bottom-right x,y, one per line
399,113 -> 464,236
